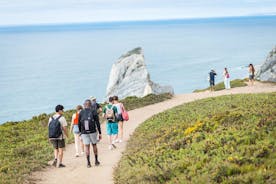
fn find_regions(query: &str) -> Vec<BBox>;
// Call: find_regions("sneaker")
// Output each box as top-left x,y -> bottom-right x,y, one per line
108,145 -> 113,150
119,139 -> 123,143
58,163 -> 66,168
95,160 -> 100,166
112,140 -> 116,144
52,159 -> 57,167
75,153 -> 79,157
87,163 -> 91,168
112,144 -> 117,149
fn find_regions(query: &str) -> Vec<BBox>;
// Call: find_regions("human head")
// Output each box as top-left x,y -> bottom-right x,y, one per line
76,105 -> 83,111
55,104 -> 64,114
109,96 -> 114,103
84,99 -> 92,108
224,68 -> 228,72
113,96 -> 119,102
90,96 -> 96,102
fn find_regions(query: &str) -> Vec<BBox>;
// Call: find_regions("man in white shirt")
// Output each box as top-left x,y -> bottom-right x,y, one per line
48,105 -> 68,168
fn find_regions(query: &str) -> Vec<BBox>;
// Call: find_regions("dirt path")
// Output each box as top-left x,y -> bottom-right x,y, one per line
32,82 -> 276,184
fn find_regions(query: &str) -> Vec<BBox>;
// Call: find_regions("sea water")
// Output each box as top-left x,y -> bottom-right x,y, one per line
0,16 -> 276,124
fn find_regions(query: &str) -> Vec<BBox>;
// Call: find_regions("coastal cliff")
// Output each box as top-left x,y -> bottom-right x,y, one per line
106,47 -> 174,99
256,46 -> 276,82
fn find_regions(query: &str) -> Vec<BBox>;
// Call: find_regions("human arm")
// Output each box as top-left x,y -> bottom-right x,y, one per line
70,113 -> 75,133
93,110 -> 102,138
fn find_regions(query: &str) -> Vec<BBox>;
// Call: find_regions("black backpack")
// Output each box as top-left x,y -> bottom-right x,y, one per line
48,115 -> 63,139
81,109 -> 96,134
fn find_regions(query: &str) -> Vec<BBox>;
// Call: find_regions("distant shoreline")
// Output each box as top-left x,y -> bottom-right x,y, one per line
1,15 -> 276,32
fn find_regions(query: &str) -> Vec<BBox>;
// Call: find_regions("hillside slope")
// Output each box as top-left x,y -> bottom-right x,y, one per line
115,93 -> 276,183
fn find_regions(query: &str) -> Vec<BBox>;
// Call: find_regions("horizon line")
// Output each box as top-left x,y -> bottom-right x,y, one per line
1,14 -> 276,29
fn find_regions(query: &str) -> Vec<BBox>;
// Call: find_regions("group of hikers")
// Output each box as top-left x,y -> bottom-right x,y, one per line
48,96 -> 128,168
208,63 -> 255,91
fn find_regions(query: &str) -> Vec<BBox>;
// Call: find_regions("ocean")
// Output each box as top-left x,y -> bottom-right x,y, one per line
0,16 -> 276,124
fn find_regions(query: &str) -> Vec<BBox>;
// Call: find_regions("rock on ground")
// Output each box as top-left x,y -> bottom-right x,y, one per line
106,47 -> 174,99
256,46 -> 276,82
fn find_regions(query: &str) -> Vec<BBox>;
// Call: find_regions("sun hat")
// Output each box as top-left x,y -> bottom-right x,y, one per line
90,96 -> 96,101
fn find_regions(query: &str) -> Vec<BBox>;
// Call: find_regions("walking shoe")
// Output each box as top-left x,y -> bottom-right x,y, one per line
52,159 -> 57,167
95,160 -> 100,166
87,163 -> 91,168
75,153 -> 79,157
58,163 -> 66,168
112,144 -> 117,149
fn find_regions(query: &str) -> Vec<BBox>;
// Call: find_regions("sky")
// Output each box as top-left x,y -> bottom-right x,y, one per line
0,0 -> 276,26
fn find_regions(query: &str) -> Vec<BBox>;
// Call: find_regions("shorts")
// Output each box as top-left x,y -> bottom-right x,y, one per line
116,114 -> 124,122
81,133 -> 98,145
50,139 -> 65,149
73,125 -> 80,134
106,122 -> 118,135
249,75 -> 254,80
210,80 -> 215,86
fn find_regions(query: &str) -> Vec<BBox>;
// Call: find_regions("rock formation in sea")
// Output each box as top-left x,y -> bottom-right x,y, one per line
256,46 -> 276,82
106,47 -> 174,99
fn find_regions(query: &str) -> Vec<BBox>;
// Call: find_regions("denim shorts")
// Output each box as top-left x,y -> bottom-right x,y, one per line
106,122 -> 118,135
73,125 -> 80,134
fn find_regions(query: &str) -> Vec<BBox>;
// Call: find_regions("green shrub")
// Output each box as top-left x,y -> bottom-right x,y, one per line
114,93 -> 276,184
0,93 -> 172,184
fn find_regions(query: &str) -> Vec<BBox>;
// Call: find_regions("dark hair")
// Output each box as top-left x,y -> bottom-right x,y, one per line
113,96 -> 119,101
55,104 -> 64,112
109,96 -> 114,102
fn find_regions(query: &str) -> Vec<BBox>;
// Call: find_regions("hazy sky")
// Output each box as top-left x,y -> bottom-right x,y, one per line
0,0 -> 276,26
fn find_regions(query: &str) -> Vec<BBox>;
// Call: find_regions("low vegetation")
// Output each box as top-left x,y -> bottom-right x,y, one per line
114,93 -> 276,184
193,79 -> 247,92
0,93 -> 172,184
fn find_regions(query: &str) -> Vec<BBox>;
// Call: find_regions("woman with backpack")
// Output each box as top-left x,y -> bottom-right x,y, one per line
70,105 -> 84,157
223,67 -> 231,89
113,96 -> 127,143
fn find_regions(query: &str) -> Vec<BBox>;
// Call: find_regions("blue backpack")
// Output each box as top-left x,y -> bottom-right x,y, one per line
48,115 -> 63,139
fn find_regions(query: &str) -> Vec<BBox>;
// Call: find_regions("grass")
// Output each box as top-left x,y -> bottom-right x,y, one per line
114,93 -> 276,184
0,93 -> 172,184
193,79 -> 247,92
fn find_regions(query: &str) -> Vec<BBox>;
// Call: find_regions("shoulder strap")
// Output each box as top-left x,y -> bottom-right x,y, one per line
57,115 -> 62,120
120,103 -> 125,112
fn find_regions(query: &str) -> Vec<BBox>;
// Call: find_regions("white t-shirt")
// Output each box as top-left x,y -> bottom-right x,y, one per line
114,103 -> 122,114
48,113 -> 67,139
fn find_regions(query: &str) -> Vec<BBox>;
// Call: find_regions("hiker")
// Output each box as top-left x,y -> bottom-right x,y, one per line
223,68 -> 231,89
70,105 -> 84,157
48,105 -> 68,168
248,63 -> 255,86
103,97 -> 118,150
113,96 -> 126,143
78,99 -> 101,168
90,96 -> 102,113
209,69 -> 217,91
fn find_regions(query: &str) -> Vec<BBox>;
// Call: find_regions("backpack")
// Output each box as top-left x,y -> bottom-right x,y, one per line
226,73 -> 230,78
48,115 -> 63,139
105,105 -> 115,122
81,109 -> 96,134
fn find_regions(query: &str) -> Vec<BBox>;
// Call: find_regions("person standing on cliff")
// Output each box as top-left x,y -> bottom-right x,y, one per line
48,104 -> 68,168
78,100 -> 102,168
223,68 -> 231,89
209,69 -> 217,91
248,63 -> 255,86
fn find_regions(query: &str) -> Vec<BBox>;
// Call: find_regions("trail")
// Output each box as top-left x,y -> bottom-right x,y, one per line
32,82 -> 276,184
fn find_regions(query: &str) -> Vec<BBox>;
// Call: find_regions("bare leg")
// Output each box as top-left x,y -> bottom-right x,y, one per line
58,148 -> 63,163
54,149 -> 58,160
119,121 -> 123,141
74,134 -> 79,156
80,137 -> 85,153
